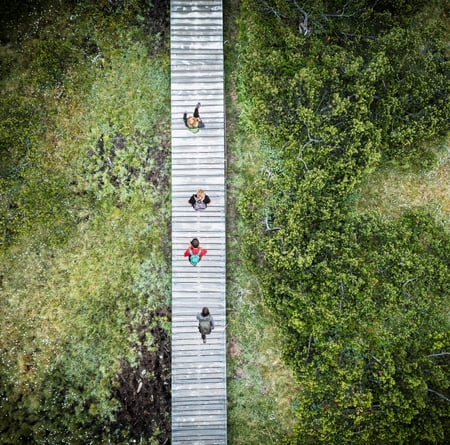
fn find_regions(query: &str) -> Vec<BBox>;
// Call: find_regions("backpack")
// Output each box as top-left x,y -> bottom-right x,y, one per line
199,319 -> 211,335
189,248 -> 201,266
193,199 -> 207,211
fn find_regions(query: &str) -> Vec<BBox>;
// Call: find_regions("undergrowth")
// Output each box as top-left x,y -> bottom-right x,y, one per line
225,0 -> 298,441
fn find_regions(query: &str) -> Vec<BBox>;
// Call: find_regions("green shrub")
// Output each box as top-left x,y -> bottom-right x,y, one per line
29,39 -> 79,89
237,0 -> 450,442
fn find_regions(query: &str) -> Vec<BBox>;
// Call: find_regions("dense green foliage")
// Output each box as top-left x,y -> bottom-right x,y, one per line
0,1 -> 171,443
237,0 -> 449,443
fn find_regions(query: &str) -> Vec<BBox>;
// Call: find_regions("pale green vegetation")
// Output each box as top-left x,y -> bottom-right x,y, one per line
1,1 -> 171,442
227,271 -> 299,443
226,126 -> 299,443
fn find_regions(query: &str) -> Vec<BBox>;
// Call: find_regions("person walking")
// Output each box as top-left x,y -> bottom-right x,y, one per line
188,189 -> 211,211
183,102 -> 204,133
184,238 -> 207,266
196,307 -> 215,343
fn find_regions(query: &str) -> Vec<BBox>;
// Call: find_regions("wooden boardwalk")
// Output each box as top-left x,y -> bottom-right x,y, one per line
170,1 -> 227,444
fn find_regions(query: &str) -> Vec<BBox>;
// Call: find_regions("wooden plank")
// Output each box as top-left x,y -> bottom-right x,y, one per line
171,4 -> 223,12
171,52 -> 222,58
172,0 -> 221,3
171,41 -> 224,51
171,61 -> 223,70
171,29 -> 222,37
171,29 -> 223,37
171,17 -> 223,24
171,80 -> 223,89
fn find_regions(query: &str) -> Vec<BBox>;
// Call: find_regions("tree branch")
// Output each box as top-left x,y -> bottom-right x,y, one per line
339,280 -> 345,310
257,0 -> 284,19
264,216 -> 281,232
263,169 -> 274,180
298,155 -> 310,171
322,2 -> 365,19
402,277 -> 417,298
305,334 -> 313,362
372,355 -> 383,366
298,120 -> 323,167
427,388 -> 450,403
297,7 -> 310,35
427,352 -> 450,358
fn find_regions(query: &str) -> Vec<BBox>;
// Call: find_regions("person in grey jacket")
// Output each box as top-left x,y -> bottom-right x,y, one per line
196,307 -> 215,344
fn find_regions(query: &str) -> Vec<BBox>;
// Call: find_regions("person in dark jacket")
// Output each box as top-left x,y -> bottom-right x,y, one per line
196,307 -> 215,343
188,189 -> 211,211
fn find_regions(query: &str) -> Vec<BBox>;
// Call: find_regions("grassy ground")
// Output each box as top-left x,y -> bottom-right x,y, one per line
225,128 -> 299,443
226,271 -> 299,443
224,0 -> 299,442
356,138 -> 449,224
0,2 -> 171,442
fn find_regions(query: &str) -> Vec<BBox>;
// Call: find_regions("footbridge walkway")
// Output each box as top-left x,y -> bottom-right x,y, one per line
170,0 -> 227,443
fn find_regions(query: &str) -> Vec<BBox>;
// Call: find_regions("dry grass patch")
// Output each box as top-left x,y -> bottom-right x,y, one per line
356,139 -> 449,222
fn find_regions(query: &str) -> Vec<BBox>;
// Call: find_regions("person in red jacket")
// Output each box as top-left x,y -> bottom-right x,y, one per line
184,238 -> 207,266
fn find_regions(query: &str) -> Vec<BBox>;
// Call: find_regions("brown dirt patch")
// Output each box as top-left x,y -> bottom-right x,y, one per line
111,306 -> 171,444
228,335 -> 241,359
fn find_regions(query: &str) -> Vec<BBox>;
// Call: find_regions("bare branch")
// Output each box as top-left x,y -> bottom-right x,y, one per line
264,216 -> 281,232
291,0 -> 311,35
298,8 -> 310,35
323,2 -> 364,19
298,120 -> 323,166
340,32 -> 376,41
402,277 -> 417,298
257,0 -> 285,19
339,280 -> 345,310
427,352 -> 450,358
305,334 -> 313,362
263,169 -> 274,180
302,120 -> 325,149
372,355 -> 383,366
427,388 -> 450,403
298,156 -> 310,171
